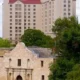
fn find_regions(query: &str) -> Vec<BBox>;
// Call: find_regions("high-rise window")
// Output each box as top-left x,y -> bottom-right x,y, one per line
64,5 -> 66,7
10,4 -> 12,7
33,5 -> 36,7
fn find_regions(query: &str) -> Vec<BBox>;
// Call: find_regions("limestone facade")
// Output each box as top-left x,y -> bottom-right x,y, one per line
0,43 -> 53,80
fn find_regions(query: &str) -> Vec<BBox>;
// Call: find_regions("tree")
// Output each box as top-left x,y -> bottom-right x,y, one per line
52,16 -> 80,62
0,38 -> 12,47
49,58 -> 75,80
49,16 -> 80,80
55,26 -> 80,61
21,29 -> 54,48
52,16 -> 78,35
66,64 -> 80,80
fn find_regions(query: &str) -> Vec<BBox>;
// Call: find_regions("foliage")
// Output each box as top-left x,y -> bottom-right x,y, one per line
49,16 -> 80,80
21,29 -> 54,48
55,26 -> 80,62
66,64 -> 80,80
52,16 -> 78,35
49,58 -> 75,80
52,16 -> 80,62
0,38 -> 12,47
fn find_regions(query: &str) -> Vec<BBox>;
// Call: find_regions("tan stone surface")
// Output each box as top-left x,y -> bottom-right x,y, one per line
0,42 -> 53,80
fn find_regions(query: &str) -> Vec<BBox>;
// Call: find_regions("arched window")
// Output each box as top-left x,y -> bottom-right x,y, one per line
9,58 -> 12,67
42,75 -> 45,80
27,59 -> 30,68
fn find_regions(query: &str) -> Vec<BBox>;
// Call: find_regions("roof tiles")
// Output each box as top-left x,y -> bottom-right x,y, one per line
9,0 -> 41,4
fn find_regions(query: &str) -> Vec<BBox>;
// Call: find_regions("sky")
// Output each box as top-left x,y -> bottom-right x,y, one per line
0,0 -> 80,37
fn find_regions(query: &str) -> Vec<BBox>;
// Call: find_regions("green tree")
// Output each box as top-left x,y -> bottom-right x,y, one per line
55,26 -> 80,61
49,16 -> 80,80
21,29 -> 54,48
66,64 -> 80,80
52,16 -> 78,35
0,38 -> 12,47
52,16 -> 80,62
49,58 -> 75,80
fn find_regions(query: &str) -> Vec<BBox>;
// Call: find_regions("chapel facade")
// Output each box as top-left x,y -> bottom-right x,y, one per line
0,42 -> 54,80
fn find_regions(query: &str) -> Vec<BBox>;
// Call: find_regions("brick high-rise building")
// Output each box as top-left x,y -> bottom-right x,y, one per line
3,0 -> 76,43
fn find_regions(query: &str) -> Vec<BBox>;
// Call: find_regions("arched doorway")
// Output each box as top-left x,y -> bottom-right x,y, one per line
16,75 -> 23,80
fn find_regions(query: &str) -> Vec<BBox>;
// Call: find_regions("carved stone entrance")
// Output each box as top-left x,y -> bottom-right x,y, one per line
6,68 -> 33,80
16,75 -> 22,80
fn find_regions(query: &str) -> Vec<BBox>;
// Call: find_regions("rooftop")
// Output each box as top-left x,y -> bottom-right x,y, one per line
28,47 -> 53,58
9,0 -> 41,4
0,42 -> 55,58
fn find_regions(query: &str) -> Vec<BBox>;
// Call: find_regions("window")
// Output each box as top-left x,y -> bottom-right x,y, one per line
10,34 -> 12,36
19,27 -> 21,29
10,16 -> 12,18
28,23 -> 30,25
33,19 -> 36,22
24,8 -> 26,10
33,12 -> 36,14
15,30 -> 18,32
33,9 -> 36,11
10,5 -> 12,7
64,13 -> 66,15
10,27 -> 12,29
64,5 -> 66,7
24,16 -> 26,18
28,16 -> 30,18
28,27 -> 30,29
19,34 -> 21,36
19,30 -> 21,32
24,5 -> 26,7
24,23 -> 26,25
10,23 -> 12,25
33,27 -> 36,29
33,16 -> 36,18
33,23 -> 36,25
28,9 -> 30,11
24,12 -> 26,14
15,27 -> 17,29
42,75 -> 44,80
24,27 -> 26,29
68,9 -> 70,11
28,5 -> 30,7
24,19 -> 26,22
27,59 -> 30,62
19,23 -> 21,25
18,59 -> 21,66
10,8 -> 12,11
19,19 -> 21,22
10,30 -> 12,32
10,19 -> 12,22
41,60 -> 44,67
19,16 -> 21,18
68,5 -> 70,7
28,12 -> 30,14
64,8 -> 66,11
68,13 -> 71,15
15,34 -> 17,36
33,5 -> 36,7
68,1 -> 70,3
10,12 -> 12,14
28,19 -> 30,22
10,37 -> 12,40
64,0 -> 66,3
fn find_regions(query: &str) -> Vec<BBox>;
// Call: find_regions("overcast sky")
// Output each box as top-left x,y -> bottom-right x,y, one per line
0,0 -> 80,37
